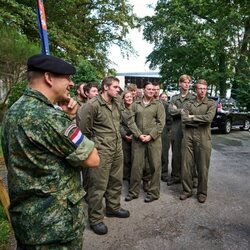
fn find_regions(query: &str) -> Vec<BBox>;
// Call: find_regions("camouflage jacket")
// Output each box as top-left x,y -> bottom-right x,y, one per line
1,88 -> 94,245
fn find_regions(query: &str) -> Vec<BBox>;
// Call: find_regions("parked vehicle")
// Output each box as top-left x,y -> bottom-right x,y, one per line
210,96 -> 250,134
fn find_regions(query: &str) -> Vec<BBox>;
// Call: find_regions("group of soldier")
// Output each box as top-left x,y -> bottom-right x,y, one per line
1,54 -> 216,249
75,74 -> 216,234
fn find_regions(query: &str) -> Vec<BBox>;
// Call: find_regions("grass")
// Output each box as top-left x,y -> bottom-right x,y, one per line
0,204 -> 11,247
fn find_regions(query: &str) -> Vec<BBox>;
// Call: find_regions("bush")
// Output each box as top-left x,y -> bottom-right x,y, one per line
0,204 -> 11,246
7,81 -> 27,108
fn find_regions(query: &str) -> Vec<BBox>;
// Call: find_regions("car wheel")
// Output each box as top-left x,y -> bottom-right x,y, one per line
241,119 -> 250,131
222,119 -> 231,134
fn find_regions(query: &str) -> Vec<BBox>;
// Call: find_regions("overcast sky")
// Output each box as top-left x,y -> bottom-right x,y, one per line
109,0 -> 157,73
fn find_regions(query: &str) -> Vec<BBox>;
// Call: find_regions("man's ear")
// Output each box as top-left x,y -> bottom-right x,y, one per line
103,84 -> 108,91
44,72 -> 53,87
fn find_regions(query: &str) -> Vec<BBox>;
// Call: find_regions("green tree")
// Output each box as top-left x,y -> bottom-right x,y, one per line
72,57 -> 102,84
143,0 -> 249,98
0,25 -> 39,105
0,0 -> 137,73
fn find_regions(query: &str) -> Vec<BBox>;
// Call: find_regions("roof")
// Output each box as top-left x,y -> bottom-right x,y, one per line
117,72 -> 161,78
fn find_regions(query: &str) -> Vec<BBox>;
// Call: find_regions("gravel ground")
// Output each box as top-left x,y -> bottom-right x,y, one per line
1,130 -> 250,250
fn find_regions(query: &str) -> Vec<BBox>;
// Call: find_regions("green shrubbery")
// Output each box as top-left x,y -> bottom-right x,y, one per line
0,204 -> 11,246
7,81 -> 28,108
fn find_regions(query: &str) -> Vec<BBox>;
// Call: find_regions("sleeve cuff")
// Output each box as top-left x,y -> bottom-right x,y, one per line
66,137 -> 95,167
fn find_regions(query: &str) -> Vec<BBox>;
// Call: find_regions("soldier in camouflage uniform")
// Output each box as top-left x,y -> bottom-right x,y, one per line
1,54 -> 100,249
77,76 -> 130,235
180,79 -> 216,203
168,74 -> 196,186
125,82 -> 165,203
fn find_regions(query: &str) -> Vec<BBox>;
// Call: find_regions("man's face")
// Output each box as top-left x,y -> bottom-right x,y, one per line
196,83 -> 207,99
77,84 -> 86,98
130,89 -> 137,98
106,81 -> 120,98
137,89 -> 143,98
179,79 -> 190,91
144,84 -> 155,98
87,87 -> 99,99
154,85 -> 160,98
51,74 -> 74,102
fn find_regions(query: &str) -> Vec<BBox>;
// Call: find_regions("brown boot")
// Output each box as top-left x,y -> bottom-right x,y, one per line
197,194 -> 207,203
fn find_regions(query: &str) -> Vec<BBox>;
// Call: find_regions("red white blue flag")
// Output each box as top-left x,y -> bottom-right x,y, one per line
69,127 -> 84,147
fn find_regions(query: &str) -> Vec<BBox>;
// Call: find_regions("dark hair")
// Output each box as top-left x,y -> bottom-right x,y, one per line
83,82 -> 99,94
153,82 -> 160,86
101,76 -> 120,91
75,82 -> 86,95
143,81 -> 153,89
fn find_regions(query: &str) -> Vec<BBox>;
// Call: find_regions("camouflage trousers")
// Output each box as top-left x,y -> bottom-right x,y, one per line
16,230 -> 83,250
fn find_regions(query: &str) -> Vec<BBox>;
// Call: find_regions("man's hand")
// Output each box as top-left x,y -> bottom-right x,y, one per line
139,134 -> 152,143
58,98 -> 79,118
125,135 -> 133,142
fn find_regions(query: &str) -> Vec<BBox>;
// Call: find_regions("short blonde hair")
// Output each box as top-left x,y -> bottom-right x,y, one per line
179,74 -> 191,83
196,79 -> 207,86
127,83 -> 137,91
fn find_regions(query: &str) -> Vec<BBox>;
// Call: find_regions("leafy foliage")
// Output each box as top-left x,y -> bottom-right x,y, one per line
0,0 -> 137,72
72,58 -> 102,84
0,25 -> 39,105
143,0 -> 249,99
0,204 -> 11,246
7,81 -> 27,108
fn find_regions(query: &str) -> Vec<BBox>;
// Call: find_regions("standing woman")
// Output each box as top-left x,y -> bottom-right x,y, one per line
120,91 -> 134,182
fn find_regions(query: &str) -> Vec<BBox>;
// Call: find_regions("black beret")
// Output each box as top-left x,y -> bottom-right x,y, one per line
27,54 -> 76,75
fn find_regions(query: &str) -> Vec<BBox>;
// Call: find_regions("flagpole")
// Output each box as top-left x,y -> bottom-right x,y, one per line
36,0 -> 50,55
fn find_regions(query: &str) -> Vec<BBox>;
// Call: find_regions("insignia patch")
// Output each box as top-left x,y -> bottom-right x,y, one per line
64,124 -> 84,147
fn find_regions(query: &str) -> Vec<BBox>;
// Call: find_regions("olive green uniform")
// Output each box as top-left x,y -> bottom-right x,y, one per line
161,100 -> 173,180
77,95 -> 123,226
1,88 -> 95,248
181,97 -> 216,196
127,98 -> 165,199
120,103 -> 132,181
169,92 -> 195,182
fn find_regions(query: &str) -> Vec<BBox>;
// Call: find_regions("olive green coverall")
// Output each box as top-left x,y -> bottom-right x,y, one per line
169,93 -> 195,182
161,100 -> 173,180
181,97 -> 216,196
77,95 -> 123,225
120,103 -> 132,181
128,99 -> 165,199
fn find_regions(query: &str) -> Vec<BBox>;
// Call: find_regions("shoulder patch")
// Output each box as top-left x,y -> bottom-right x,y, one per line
64,123 -> 84,147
